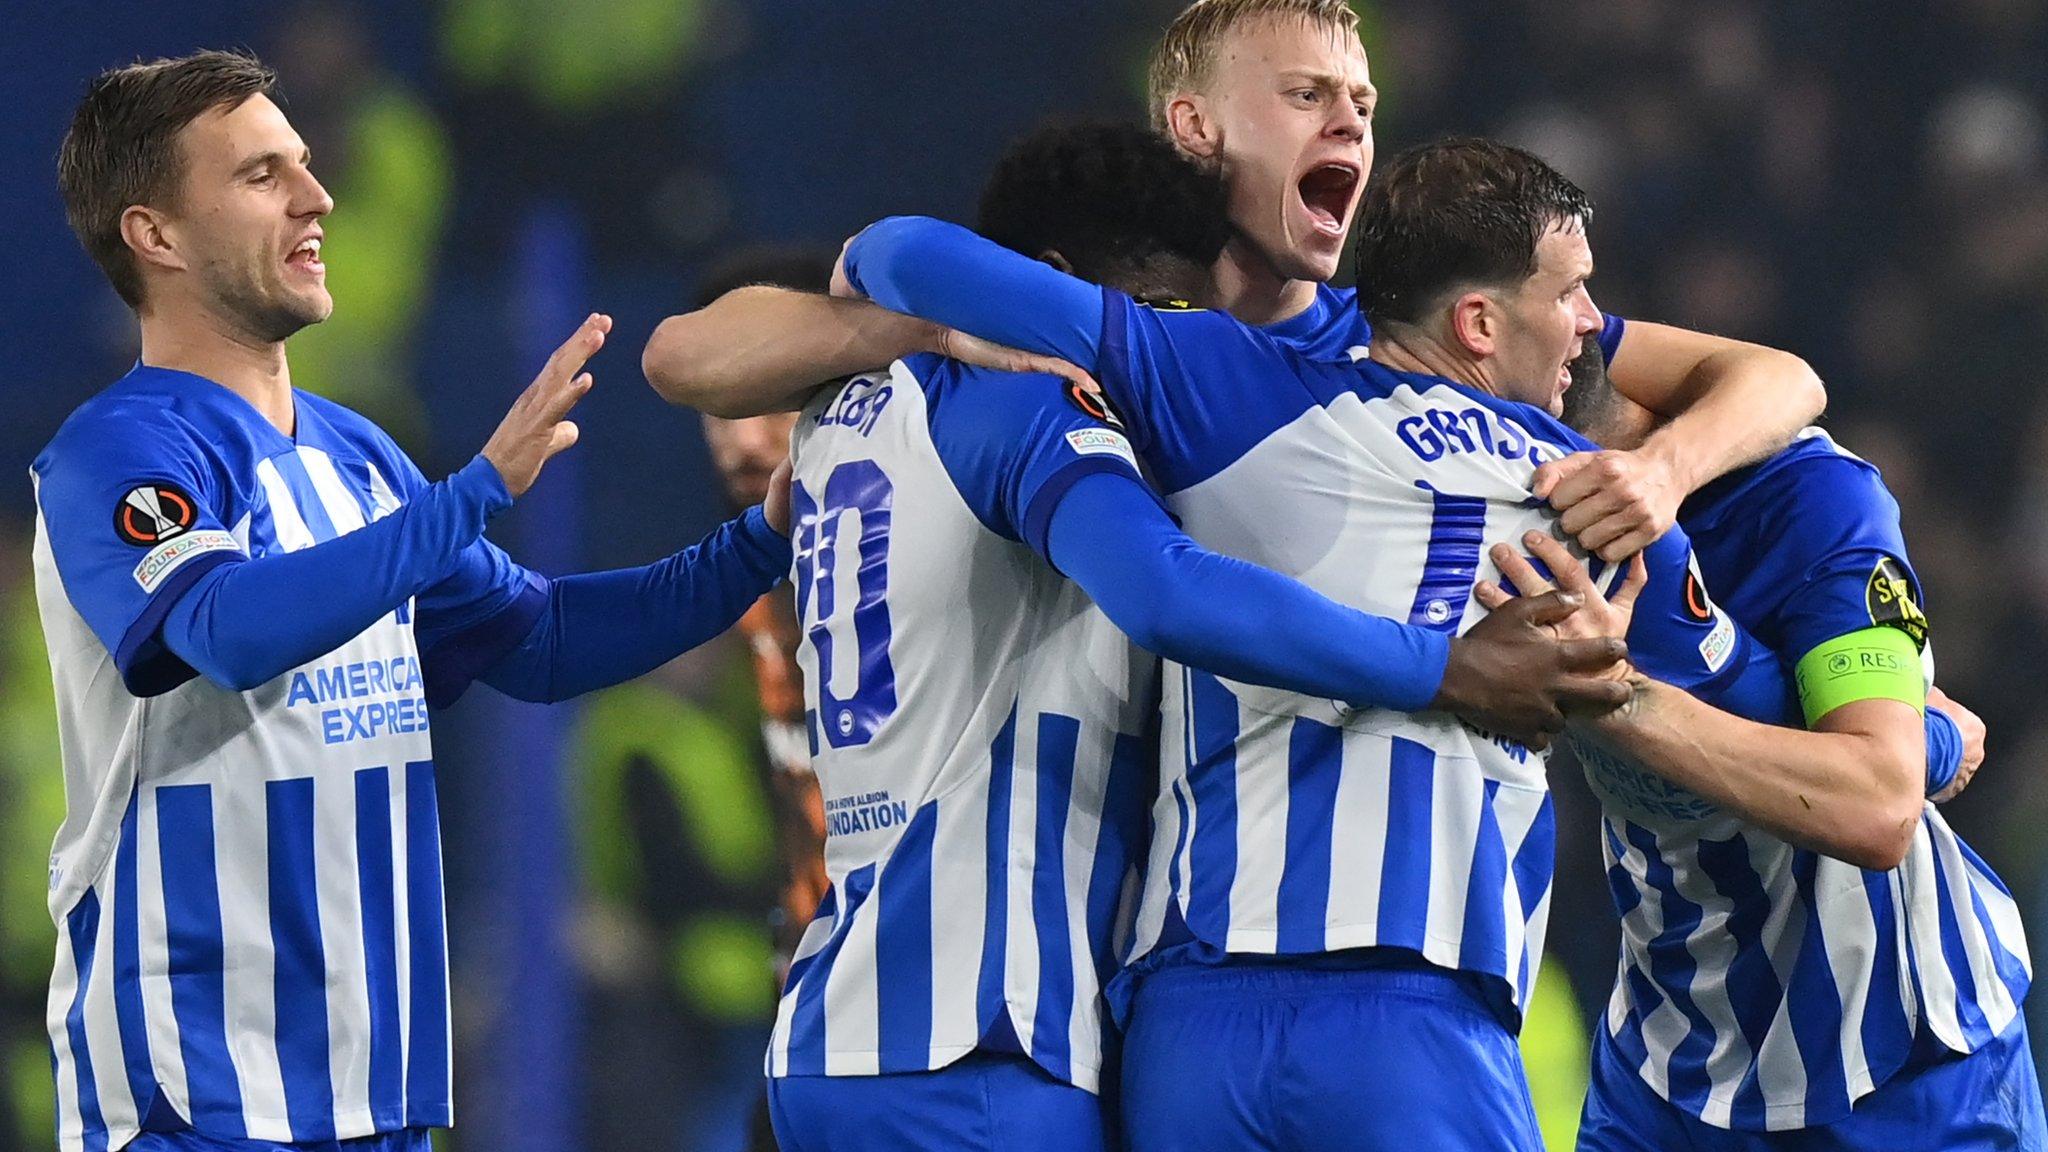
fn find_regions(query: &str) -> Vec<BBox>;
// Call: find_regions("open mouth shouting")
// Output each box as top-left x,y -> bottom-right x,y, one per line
1297,161 -> 1362,237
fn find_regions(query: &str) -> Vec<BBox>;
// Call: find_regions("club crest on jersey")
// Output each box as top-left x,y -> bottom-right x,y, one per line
1866,556 -> 1928,646
114,483 -> 197,546
1064,380 -> 1125,430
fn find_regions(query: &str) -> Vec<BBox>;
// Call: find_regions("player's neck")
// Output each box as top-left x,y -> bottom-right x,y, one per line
1368,329 -> 1496,396
138,305 -> 297,437
1209,240 -> 1319,327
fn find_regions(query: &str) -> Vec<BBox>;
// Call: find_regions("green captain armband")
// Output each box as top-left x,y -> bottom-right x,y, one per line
1794,626 -> 1926,726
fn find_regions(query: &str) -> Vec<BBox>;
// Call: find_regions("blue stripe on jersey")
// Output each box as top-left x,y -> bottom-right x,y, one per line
1622,821 -> 1716,1115
1378,738 -> 1435,944
1457,782 -> 1507,974
266,777 -> 336,1141
63,889 -> 108,1152
1086,731 -> 1151,983
1930,844 -> 1992,1046
403,761 -> 450,1121
1156,779 -> 1197,953
782,885 -> 838,1005
788,864 -> 877,1073
1509,798 -> 1555,1005
1030,713 -> 1080,1082
354,767 -> 404,1128
1691,835 -> 1783,1128
876,802 -> 937,1073
156,784 -> 246,1137
1186,671 -> 1239,942
113,795 -> 159,1123
976,709 -> 1017,1046
1277,717 -> 1342,953
1857,869 -> 1913,1085
1782,854 -> 1849,1121
1407,487 -> 1486,632
271,451 -> 340,542
1959,838 -> 2031,1003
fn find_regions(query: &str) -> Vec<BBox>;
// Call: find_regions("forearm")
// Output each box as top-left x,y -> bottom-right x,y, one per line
483,506 -> 792,702
844,216 -> 1107,367
162,456 -> 510,691
643,286 -> 944,417
1580,678 -> 1923,868
1049,474 -> 1448,711
1613,324 -> 1825,491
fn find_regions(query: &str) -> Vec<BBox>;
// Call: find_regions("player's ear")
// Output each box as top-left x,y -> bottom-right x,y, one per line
1037,249 -> 1075,275
1449,291 -> 1497,359
121,204 -> 188,277
1165,93 -> 1219,160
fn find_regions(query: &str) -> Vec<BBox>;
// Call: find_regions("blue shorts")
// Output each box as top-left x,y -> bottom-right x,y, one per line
125,1128 -> 432,1152
766,1051 -> 1109,1152
1579,1014 -> 2047,1151
1119,960 -> 1543,1152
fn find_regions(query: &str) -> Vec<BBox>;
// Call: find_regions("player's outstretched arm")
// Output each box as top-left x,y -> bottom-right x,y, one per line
158,315 -> 609,692
1045,471 -> 1631,744
1484,534 -> 1924,870
643,287 -> 1091,419
1535,321 -> 1826,561
470,496 -> 792,704
841,216 -> 1110,370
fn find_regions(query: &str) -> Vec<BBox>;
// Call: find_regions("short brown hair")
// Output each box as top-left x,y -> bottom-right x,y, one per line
1353,138 -> 1593,327
58,49 -> 277,308
1146,0 -> 1360,128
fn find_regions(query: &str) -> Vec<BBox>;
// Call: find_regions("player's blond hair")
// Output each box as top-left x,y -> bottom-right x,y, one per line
1146,0 -> 1362,129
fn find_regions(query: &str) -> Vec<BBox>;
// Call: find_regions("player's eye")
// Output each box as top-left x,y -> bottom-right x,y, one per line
1290,89 -> 1320,105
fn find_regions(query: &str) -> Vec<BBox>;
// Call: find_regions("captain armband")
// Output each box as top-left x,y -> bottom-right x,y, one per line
1794,626 -> 1926,727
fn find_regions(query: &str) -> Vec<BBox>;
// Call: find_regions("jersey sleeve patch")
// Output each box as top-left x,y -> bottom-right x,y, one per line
114,482 -> 200,546
1063,427 -> 1139,469
1064,380 -> 1127,431
134,530 -> 241,593
1865,556 -> 1928,646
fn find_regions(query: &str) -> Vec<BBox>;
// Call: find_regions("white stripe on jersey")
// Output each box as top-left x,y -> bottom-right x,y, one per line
765,364 -> 1156,1093
1125,384 -> 1574,1013
1600,801 -> 2029,1131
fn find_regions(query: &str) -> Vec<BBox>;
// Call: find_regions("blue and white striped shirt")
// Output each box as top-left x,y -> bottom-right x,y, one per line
768,356 -> 1157,1092
33,367 -> 540,1151
1591,429 -> 2030,1130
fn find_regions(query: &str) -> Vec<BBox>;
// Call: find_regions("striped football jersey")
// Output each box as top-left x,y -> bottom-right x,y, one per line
767,354 -> 1158,1093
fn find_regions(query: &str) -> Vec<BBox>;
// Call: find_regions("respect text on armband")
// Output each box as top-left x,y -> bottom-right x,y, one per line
285,655 -> 431,744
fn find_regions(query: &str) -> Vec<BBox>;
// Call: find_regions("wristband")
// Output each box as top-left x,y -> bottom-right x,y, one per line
1924,706 -> 1963,796
1794,626 -> 1924,727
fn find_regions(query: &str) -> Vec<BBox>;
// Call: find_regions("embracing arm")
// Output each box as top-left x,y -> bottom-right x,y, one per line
643,287 -> 943,417
842,216 -> 1109,368
1581,679 -> 1924,870
1538,321 -> 1827,561
1046,471 -> 1630,739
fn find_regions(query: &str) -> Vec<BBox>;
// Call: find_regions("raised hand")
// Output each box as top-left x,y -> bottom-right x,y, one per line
483,313 -> 611,498
1475,531 -> 1646,650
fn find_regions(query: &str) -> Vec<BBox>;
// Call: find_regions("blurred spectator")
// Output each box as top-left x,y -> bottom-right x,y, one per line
268,5 -> 451,453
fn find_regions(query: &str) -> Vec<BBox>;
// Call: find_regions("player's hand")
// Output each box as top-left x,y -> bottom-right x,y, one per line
1532,448 -> 1685,563
1475,532 -> 1646,658
1927,685 -> 1986,803
764,455 -> 793,536
932,327 -> 1101,396
482,313 -> 610,498
1433,587 -> 1634,747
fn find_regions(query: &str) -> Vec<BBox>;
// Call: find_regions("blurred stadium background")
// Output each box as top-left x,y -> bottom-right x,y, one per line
2,1 -> 2045,1148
